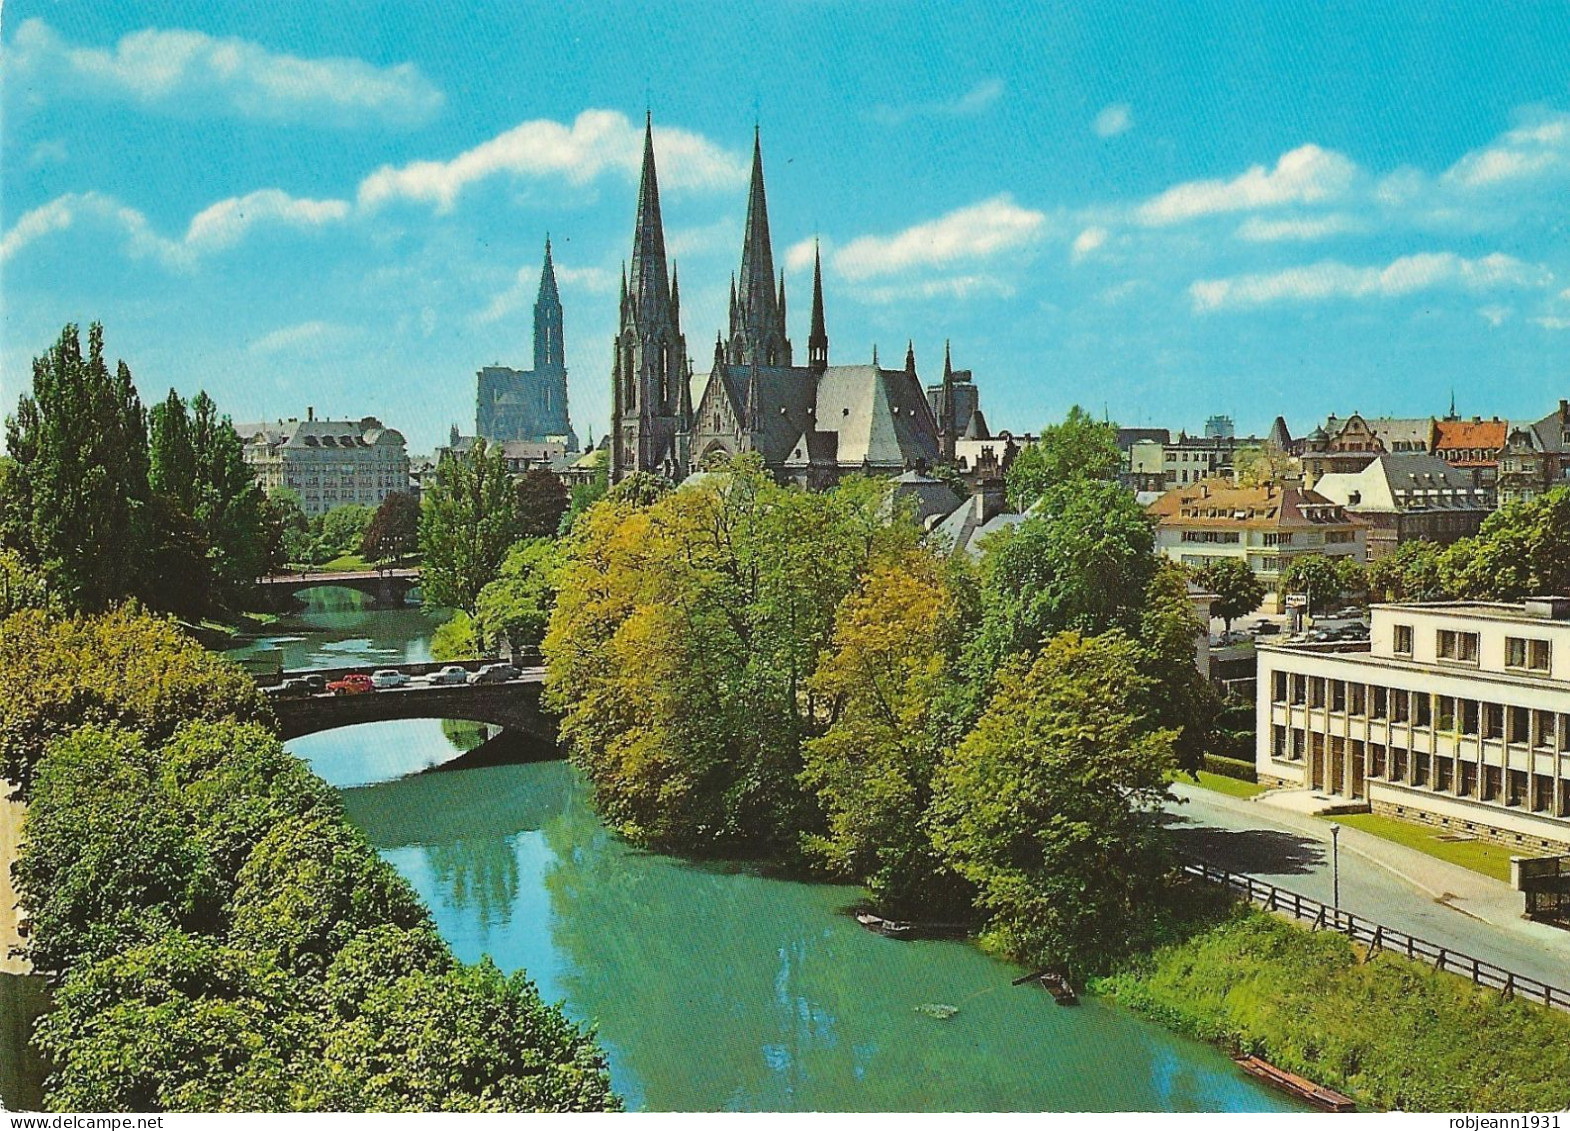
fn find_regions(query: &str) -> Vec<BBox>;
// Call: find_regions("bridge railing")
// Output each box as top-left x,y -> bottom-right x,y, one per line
254,651 -> 542,687
1181,858 -> 1570,1014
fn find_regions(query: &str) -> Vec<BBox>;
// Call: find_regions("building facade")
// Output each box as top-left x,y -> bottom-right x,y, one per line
238,409 -> 410,517
1497,401 -> 1570,505
1312,453 -> 1492,560
476,239 -> 579,451
1145,478 -> 1364,611
611,119 -> 968,487
1256,600 -> 1570,852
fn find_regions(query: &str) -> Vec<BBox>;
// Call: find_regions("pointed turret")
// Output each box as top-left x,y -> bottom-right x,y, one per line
628,112 -> 672,321
670,263 -> 681,327
728,127 -> 791,367
807,238 -> 828,373
778,270 -> 787,342
905,340 -> 916,375
938,339 -> 957,462
533,235 -> 565,371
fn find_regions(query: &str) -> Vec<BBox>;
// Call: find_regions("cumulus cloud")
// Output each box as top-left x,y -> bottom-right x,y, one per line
853,276 -> 1016,306
1071,226 -> 1108,262
1190,252 -> 1551,312
358,110 -> 746,213
785,237 -> 822,273
2,189 -> 350,266
1234,213 -> 1362,242
1443,111 -> 1570,189
870,79 -> 1004,125
1093,104 -> 1133,138
1138,144 -> 1358,226
7,18 -> 443,128
477,260 -> 618,324
832,196 -> 1046,280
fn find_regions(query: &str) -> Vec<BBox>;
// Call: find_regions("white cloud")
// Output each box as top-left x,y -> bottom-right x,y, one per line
1137,144 -> 1359,226
833,196 -> 1046,280
27,140 -> 68,168
1533,316 -> 1570,331
248,321 -> 364,356
1093,103 -> 1133,139
2,188 -> 350,266
1071,226 -> 1108,262
185,190 -> 349,254
1443,111 -> 1570,189
1477,304 -> 1512,327
1190,252 -> 1551,312
1234,213 -> 1362,242
7,18 -> 442,128
785,237 -> 821,273
870,79 -> 1004,125
853,275 -> 1016,306
358,110 -> 746,213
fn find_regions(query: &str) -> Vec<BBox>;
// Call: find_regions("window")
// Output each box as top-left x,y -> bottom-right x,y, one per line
1508,706 -> 1530,744
1505,637 -> 1551,672
1393,625 -> 1414,655
1437,629 -> 1479,663
1483,703 -> 1504,740
1273,671 -> 1288,703
1371,686 -> 1388,719
1392,690 -> 1410,723
1326,531 -> 1355,544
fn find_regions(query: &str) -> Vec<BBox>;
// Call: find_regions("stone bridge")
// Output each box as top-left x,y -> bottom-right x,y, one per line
261,659 -> 554,741
257,568 -> 421,611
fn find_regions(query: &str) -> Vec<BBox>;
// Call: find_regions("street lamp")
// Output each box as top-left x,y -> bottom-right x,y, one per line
1330,823 -> 1341,915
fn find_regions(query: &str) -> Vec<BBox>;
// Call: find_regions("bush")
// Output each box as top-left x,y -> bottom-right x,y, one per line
1201,753 -> 1258,783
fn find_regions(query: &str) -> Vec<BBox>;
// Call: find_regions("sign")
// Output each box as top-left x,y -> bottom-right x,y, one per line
1285,594 -> 1308,609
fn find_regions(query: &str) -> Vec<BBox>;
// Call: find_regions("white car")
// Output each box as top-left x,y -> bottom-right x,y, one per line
370,669 -> 410,689
424,665 -> 471,686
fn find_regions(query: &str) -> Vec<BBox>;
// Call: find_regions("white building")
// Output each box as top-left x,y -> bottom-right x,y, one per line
1256,599 -> 1570,852
237,409 -> 410,517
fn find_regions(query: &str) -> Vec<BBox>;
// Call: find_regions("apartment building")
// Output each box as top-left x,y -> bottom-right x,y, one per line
237,409 -> 410,518
1256,599 -> 1570,852
1145,479 -> 1365,611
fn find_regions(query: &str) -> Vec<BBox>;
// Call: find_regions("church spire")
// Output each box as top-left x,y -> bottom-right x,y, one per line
731,126 -> 790,366
905,339 -> 916,375
533,235 -> 564,371
628,111 -> 671,321
808,238 -> 828,373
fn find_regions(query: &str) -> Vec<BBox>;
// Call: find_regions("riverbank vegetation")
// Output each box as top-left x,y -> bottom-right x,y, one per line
1097,905 -> 1570,1111
1,605 -> 616,1113
543,418 -> 1220,974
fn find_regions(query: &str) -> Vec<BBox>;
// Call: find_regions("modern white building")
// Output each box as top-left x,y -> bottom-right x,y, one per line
237,409 -> 410,517
1256,599 -> 1570,852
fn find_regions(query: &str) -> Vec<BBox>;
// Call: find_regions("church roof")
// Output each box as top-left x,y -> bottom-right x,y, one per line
964,409 -> 990,440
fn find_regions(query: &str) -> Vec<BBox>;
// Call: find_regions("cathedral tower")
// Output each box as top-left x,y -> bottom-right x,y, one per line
533,237 -> 565,373
726,128 -> 792,367
611,115 -> 690,483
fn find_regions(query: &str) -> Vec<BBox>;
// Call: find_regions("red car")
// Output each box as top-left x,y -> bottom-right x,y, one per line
327,673 -> 376,696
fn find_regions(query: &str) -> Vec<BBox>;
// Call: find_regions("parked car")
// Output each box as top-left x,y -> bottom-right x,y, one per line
370,669 -> 410,689
468,662 -> 520,685
1250,621 -> 1282,636
327,673 -> 376,696
297,674 -> 326,692
424,665 -> 471,686
263,677 -> 314,700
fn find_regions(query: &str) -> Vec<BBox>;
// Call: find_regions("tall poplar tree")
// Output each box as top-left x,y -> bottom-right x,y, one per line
419,439 -> 520,612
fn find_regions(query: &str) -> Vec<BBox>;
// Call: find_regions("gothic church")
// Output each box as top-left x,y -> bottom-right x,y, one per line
611,116 -> 981,487
476,239 -> 579,450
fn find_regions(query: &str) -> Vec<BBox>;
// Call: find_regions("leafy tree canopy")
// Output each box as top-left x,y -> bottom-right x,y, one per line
1005,405 -> 1121,510
420,440 -> 520,612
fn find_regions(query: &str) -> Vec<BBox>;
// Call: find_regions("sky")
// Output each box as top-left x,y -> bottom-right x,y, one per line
3,1 -> 1569,454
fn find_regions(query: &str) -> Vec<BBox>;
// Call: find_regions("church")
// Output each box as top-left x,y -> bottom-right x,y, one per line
610,116 -> 984,487
476,239 -> 579,451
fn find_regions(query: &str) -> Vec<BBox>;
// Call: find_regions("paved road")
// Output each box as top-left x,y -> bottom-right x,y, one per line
1166,782 -> 1570,992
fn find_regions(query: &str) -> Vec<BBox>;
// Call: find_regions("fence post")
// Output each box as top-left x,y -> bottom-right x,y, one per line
1437,948 -> 1447,973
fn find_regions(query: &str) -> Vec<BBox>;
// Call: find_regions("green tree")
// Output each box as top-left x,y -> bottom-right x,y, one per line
474,539 -> 558,655
1279,554 -> 1344,615
1441,487 -> 1570,600
3,324 -> 149,611
930,632 -> 1177,973
0,546 -> 56,616
431,610 -> 482,661
515,469 -> 570,538
0,606 -> 271,790
264,488 -> 312,568
360,491 -> 420,564
420,440 -> 520,612
1366,539 -> 1448,602
314,504 -> 374,560
1005,405 -> 1121,510
799,548 -> 973,915
1137,561 -> 1219,773
1197,557 -> 1265,634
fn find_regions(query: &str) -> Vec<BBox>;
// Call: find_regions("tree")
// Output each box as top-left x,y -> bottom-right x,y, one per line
315,504 -> 375,560
262,488 -> 311,571
1137,561 -> 1219,773
360,492 -> 420,565
799,548 -> 973,915
1005,405 -> 1121,510
1197,557 -> 1265,634
560,449 -> 608,535
420,440 -> 520,612
1233,445 -> 1298,487
964,478 -> 1155,684
3,324 -> 150,612
0,606 -> 271,791
473,539 -> 558,655
1366,539 -> 1447,602
515,469 -> 569,539
1279,554 -> 1344,615
1441,487 -> 1570,600
930,632 -> 1177,973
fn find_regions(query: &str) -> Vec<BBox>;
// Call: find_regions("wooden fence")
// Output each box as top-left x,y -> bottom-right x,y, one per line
1181,859 -> 1570,1014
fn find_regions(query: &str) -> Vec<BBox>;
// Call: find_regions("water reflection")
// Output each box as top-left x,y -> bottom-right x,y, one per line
224,588 -> 446,672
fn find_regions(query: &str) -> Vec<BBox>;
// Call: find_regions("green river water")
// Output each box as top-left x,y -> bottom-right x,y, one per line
0,590 -> 1301,1112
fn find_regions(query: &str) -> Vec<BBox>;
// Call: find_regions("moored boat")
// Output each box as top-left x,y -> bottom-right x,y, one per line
854,910 -> 915,938
1232,1055 -> 1355,1112
1038,971 -> 1079,1005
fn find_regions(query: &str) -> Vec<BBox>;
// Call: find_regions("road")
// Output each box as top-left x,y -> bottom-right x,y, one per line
1166,781 -> 1570,992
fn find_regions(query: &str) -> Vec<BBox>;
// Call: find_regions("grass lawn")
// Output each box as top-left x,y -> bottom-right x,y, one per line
317,553 -> 374,572
1174,770 -> 1270,799
1323,811 -> 1517,883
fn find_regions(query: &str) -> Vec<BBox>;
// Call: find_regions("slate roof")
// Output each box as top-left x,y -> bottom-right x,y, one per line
1145,479 -> 1355,529
1313,454 -> 1491,513
237,417 -> 404,450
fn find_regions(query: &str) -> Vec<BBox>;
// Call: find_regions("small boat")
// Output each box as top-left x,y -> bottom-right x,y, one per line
854,910 -> 915,938
1232,1055 -> 1355,1112
1038,972 -> 1079,1005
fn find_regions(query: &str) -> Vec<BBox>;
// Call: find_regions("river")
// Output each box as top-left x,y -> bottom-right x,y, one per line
0,591 -> 1300,1112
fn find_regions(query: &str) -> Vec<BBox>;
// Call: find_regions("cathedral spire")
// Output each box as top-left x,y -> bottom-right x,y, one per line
808,237 -> 828,373
905,339 -> 916,375
533,235 -> 564,371
732,127 -> 789,366
629,111 -> 671,320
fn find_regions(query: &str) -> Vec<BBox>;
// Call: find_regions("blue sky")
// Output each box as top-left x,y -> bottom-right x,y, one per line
3,1 -> 1569,453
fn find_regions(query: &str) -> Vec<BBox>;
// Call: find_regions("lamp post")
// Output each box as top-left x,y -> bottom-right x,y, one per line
1330,822 -> 1341,915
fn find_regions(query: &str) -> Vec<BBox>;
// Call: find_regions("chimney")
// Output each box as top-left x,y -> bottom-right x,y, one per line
307,406 -> 315,422
1559,399 -> 1568,420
